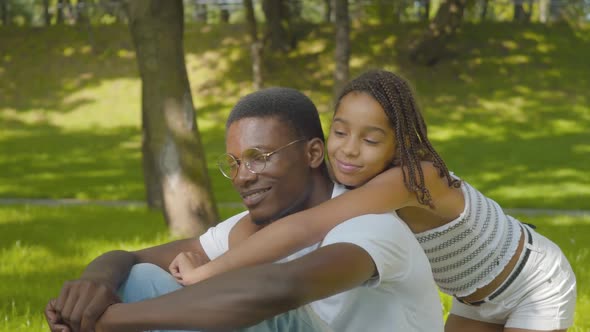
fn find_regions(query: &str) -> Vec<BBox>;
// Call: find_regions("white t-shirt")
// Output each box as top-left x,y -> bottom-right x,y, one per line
200,184 -> 444,332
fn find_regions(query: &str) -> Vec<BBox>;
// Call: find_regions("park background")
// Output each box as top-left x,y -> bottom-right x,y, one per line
1,0 -> 589,330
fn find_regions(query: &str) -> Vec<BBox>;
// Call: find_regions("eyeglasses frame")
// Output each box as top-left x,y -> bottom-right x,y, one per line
217,138 -> 306,179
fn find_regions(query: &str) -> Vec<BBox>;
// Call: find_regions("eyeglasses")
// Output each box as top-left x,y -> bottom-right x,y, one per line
217,139 -> 306,179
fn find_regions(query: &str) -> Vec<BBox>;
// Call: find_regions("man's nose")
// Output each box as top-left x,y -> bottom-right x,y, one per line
233,162 -> 257,186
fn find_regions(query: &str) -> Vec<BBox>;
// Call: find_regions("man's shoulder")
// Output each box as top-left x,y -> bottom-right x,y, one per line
199,210 -> 249,260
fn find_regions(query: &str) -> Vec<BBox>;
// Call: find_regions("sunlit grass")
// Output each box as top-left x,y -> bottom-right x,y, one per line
0,207 -> 587,331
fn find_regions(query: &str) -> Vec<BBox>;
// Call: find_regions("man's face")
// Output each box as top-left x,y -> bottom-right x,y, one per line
225,117 -> 313,225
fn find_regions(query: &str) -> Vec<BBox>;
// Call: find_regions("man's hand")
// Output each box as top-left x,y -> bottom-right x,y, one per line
49,278 -> 121,332
45,299 -> 71,332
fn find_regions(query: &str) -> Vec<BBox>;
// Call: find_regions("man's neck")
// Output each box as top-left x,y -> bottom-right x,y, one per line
306,173 -> 334,208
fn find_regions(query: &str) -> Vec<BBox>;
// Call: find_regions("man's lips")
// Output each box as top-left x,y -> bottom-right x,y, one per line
335,159 -> 362,174
240,187 -> 271,207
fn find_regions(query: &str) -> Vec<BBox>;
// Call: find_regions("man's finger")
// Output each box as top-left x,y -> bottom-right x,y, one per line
46,300 -> 72,332
67,291 -> 89,332
52,322 -> 72,332
55,282 -> 72,312
79,295 -> 111,332
45,299 -> 59,323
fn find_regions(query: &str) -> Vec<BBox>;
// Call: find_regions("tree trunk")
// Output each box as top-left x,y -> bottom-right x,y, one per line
128,0 -> 219,237
43,0 -> 51,26
410,0 -> 472,66
539,0 -> 548,23
548,0 -> 564,22
423,0 -> 431,21
480,0 -> 489,20
333,0 -> 349,100
393,0 -> 405,23
244,0 -> 263,90
262,0 -> 290,51
1,0 -> 8,26
288,0 -> 302,21
56,0 -> 64,24
513,1 -> 529,22
324,0 -> 332,23
376,0 -> 387,24
76,0 -> 88,25
220,7 -> 230,23
193,1 -> 207,23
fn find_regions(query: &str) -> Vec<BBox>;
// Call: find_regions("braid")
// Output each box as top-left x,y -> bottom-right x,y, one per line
336,70 -> 460,208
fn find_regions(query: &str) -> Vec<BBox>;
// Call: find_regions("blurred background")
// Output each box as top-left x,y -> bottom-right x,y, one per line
0,0 -> 589,330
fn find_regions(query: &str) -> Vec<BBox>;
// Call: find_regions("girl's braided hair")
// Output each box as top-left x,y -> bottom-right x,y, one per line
335,69 -> 460,207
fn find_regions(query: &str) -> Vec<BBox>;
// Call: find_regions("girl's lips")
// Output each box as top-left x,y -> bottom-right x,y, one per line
335,160 -> 361,174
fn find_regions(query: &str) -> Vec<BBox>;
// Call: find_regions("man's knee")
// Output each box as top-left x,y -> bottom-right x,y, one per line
126,263 -> 168,284
119,263 -> 182,303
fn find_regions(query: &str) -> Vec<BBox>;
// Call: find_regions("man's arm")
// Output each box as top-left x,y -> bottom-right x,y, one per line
47,238 -> 208,332
96,243 -> 375,332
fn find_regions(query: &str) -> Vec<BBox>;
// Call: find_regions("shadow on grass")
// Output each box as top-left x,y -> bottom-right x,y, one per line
0,22 -> 588,209
0,117 -> 144,200
0,204 -> 168,317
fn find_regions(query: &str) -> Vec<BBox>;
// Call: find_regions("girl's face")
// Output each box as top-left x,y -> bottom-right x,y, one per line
327,92 -> 397,187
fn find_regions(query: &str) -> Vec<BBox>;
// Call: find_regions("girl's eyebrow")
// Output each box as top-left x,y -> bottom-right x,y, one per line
333,118 -> 387,135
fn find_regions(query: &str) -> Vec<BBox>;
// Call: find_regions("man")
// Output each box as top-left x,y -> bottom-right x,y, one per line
46,87 -> 444,332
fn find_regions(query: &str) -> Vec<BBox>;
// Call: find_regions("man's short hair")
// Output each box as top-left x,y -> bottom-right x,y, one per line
226,87 -> 325,142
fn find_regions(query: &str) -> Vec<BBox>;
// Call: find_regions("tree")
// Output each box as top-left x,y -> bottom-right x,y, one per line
333,0 -> 349,100
410,0 -> 473,66
1,0 -> 8,25
127,0 -> 219,237
43,0 -> 51,26
219,4 -> 230,23
193,0 -> 207,23
480,0 -> 489,20
324,0 -> 333,22
513,0 -> 533,22
548,0 -> 565,22
56,0 -> 65,24
76,0 -> 89,25
244,0 -> 263,89
420,0 -> 431,21
262,0 -> 291,51
393,0 -> 407,23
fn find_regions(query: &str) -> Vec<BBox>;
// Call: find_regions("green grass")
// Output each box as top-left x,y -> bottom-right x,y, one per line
1,23 -> 589,208
0,22 -> 589,331
0,204 -> 245,331
0,207 -> 588,331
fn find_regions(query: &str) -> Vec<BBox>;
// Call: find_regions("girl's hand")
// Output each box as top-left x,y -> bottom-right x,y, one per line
177,264 -> 214,286
169,252 -> 202,282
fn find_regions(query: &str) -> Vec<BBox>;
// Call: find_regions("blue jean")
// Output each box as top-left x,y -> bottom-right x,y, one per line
118,263 -> 332,332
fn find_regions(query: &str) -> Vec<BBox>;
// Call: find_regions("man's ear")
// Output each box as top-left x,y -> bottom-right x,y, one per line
306,137 -> 326,168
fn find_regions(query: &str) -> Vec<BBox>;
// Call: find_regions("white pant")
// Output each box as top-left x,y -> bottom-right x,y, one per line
451,227 -> 577,330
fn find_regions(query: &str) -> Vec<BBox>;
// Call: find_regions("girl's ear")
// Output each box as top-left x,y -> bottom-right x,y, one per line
306,137 -> 326,169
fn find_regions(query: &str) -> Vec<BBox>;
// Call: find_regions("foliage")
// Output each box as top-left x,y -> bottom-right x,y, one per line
2,0 -> 589,27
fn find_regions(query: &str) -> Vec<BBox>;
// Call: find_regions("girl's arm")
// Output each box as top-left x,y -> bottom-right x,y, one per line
186,165 -> 442,283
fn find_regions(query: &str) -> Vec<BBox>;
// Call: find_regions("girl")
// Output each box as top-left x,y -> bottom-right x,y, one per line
170,70 -> 576,331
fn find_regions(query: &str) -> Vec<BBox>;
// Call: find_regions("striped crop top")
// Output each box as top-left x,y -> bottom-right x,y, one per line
411,177 -> 522,297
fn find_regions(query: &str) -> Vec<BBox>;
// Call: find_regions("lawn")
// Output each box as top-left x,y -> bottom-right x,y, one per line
0,22 -> 588,330
1,207 -> 588,331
